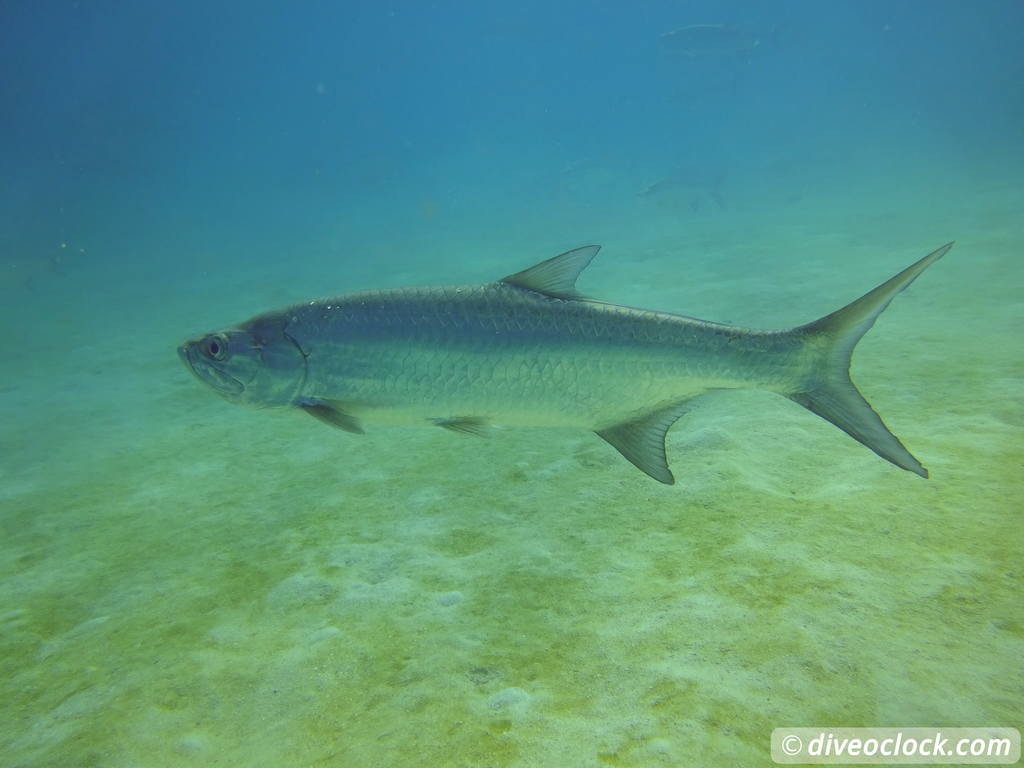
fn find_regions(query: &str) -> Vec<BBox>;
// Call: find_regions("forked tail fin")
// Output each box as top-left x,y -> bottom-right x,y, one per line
789,242 -> 954,477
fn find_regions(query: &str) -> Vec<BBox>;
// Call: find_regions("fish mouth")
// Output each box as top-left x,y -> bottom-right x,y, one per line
178,343 -> 244,397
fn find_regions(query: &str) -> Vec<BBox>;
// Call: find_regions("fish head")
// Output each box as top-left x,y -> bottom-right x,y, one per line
178,314 -> 306,407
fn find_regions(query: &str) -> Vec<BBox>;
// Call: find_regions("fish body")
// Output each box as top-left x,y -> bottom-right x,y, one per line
179,244 -> 953,483
286,283 -> 805,429
639,166 -> 728,212
659,23 -> 763,57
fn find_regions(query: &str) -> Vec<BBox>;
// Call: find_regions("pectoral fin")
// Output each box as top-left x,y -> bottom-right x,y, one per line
298,398 -> 364,434
596,402 -> 691,484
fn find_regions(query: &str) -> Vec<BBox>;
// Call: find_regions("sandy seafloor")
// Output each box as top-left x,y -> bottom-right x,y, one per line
1,169 -> 1022,767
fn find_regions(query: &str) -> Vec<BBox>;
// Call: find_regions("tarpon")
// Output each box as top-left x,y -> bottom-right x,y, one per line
639,164 -> 728,213
659,24 -> 764,58
178,243 -> 953,484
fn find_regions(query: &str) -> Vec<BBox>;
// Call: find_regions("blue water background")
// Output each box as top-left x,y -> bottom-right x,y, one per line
4,0 -> 1021,285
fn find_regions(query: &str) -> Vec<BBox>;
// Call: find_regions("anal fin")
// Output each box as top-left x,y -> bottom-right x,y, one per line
596,401 -> 691,484
298,398 -> 364,434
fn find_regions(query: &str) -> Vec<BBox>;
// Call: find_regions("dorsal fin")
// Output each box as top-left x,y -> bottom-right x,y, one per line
499,245 -> 601,299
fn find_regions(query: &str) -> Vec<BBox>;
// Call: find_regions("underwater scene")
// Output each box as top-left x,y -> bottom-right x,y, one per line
1,1 -> 1021,766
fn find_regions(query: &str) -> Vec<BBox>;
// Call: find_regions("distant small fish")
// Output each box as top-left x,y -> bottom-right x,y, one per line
639,166 -> 728,212
180,243 -> 953,484
659,23 -> 764,58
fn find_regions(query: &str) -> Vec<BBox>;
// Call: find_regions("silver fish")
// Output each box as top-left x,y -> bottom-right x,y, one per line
659,23 -> 764,57
639,164 -> 728,212
179,243 -> 953,484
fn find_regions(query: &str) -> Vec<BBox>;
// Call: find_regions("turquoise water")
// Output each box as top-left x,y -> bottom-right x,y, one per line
2,3 -> 1022,766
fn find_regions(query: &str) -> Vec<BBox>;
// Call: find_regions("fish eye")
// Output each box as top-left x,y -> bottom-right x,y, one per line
204,334 -> 229,361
